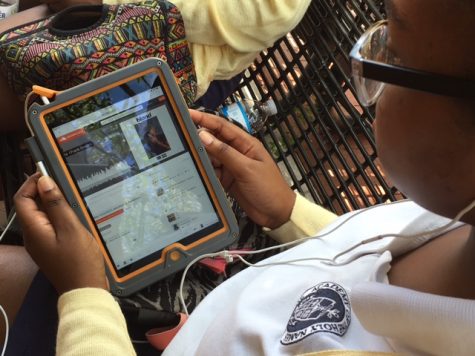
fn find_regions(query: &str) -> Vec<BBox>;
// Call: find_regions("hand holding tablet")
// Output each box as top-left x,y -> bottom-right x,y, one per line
25,58 -> 238,296
14,173 -> 108,295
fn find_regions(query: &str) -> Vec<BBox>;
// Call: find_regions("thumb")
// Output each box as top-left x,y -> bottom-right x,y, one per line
37,176 -> 81,231
199,130 -> 251,177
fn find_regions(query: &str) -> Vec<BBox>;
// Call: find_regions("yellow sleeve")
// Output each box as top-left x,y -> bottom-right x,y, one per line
171,0 -> 310,50
104,0 -> 310,49
265,193 -> 338,244
56,288 -> 136,356
103,0 -> 311,98
174,0 -> 311,97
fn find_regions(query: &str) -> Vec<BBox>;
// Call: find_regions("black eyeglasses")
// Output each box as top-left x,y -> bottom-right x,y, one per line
350,20 -> 475,106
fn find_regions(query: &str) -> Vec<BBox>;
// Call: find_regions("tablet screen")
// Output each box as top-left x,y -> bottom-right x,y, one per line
43,71 -> 223,277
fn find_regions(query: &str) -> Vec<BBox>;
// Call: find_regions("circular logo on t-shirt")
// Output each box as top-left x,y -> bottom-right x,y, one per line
281,282 -> 351,345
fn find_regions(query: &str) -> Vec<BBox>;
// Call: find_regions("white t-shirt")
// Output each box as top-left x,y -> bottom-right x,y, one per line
164,200 -> 462,355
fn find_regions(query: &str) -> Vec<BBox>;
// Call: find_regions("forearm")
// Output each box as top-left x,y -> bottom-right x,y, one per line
102,0 -> 311,97
104,0 -> 310,50
178,0 -> 311,96
172,0 -> 311,51
57,288 -> 136,356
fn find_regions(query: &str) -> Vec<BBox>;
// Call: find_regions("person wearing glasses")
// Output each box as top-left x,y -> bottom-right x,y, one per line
4,0 -> 475,355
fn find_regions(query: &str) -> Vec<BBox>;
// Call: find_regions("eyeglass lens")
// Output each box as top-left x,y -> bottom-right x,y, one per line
353,23 -> 389,106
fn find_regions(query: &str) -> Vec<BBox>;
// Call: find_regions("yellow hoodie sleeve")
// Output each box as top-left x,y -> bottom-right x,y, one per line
56,288 -> 136,356
265,192 -> 338,244
103,0 -> 311,97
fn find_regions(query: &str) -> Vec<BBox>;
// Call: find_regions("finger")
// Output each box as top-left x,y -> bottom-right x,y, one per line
14,174 -> 56,250
197,129 -> 223,168
214,167 -> 223,181
219,169 -> 235,192
210,156 -> 222,168
198,130 -> 254,179
37,176 -> 83,232
211,166 -> 234,193
190,109 -> 257,156
14,174 -> 49,231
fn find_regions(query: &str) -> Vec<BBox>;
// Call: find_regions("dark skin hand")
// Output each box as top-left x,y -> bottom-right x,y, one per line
190,109 -> 296,229
10,111 -> 294,296
14,173 -> 107,295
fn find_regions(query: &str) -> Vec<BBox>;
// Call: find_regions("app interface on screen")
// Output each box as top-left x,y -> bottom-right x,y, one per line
45,73 -> 221,270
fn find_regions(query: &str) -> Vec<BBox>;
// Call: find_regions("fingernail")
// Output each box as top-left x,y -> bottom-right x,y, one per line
38,176 -> 55,192
199,130 -> 215,146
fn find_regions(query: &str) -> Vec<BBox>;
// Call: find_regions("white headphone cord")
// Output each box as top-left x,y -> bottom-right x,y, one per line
178,252 -> 229,316
0,174 -> 28,354
0,303 -> 8,356
0,212 -> 16,356
177,204 -> 379,315
0,96 -> 47,353
330,200 -> 475,264
0,213 -> 16,244
179,199 -> 475,315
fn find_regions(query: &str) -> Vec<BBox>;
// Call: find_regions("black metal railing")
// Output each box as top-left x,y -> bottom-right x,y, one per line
230,0 -> 403,215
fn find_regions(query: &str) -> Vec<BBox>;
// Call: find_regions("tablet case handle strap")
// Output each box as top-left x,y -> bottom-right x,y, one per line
32,85 -> 59,100
145,312 -> 188,351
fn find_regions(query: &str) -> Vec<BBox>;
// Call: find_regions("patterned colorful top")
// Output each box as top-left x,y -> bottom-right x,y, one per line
0,0 -> 197,106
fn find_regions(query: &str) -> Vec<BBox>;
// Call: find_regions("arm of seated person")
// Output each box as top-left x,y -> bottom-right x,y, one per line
57,288 -> 136,356
14,174 -> 135,355
104,0 -> 311,98
175,0 -> 312,97
171,0 -> 311,51
189,110 -> 337,243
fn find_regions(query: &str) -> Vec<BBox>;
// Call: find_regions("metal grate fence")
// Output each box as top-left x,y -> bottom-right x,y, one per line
230,0 -> 404,215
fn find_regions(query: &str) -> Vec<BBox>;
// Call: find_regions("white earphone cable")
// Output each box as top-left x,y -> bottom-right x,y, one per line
0,213 -> 16,244
0,304 -> 9,356
179,199 -> 475,315
0,97 -> 47,353
0,174 -> 30,353
0,208 -> 17,356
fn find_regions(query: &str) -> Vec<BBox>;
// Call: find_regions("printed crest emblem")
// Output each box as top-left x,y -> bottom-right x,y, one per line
281,282 -> 351,345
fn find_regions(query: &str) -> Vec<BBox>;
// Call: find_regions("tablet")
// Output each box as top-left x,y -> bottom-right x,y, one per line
26,58 -> 238,296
